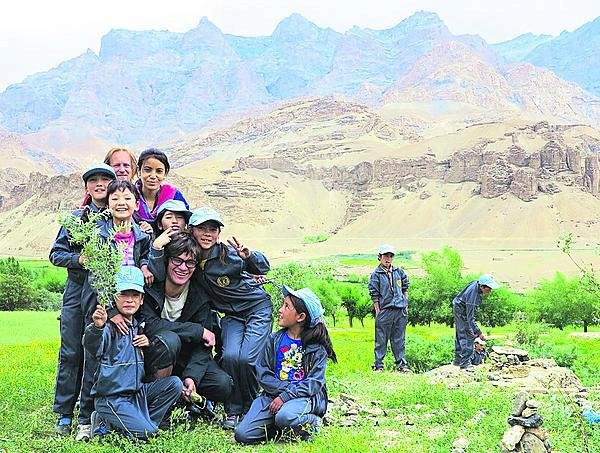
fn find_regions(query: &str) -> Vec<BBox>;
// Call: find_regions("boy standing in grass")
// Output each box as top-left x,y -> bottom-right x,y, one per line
368,244 -> 410,372
84,266 -> 182,440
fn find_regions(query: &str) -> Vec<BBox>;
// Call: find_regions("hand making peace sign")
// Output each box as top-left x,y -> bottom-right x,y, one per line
227,236 -> 251,260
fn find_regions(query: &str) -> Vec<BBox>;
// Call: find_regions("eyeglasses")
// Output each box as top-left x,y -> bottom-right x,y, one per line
169,256 -> 197,269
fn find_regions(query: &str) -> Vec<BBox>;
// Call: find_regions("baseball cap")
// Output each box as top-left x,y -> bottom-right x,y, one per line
156,200 -> 192,224
189,207 -> 224,227
282,285 -> 324,327
82,163 -> 117,183
378,244 -> 395,255
115,266 -> 145,294
474,337 -> 486,345
478,274 -> 500,289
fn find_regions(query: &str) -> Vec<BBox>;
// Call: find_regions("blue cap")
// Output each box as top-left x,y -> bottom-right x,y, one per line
478,274 -> 500,289
82,163 -> 116,182
189,207 -> 224,227
156,200 -> 192,223
282,285 -> 325,327
115,266 -> 145,294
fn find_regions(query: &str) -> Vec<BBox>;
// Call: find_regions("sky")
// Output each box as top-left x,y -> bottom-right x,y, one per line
1,0 -> 598,91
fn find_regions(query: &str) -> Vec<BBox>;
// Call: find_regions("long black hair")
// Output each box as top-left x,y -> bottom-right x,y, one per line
289,294 -> 337,363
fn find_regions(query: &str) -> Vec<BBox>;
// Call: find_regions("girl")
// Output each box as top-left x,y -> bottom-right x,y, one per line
134,148 -> 189,233
151,199 -> 191,247
49,163 -> 116,437
75,179 -> 151,440
234,285 -> 336,444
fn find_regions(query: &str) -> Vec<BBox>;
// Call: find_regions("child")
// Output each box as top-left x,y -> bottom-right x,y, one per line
471,338 -> 487,366
76,179 -> 151,440
49,163 -> 116,435
84,266 -> 182,440
368,244 -> 410,372
151,199 -> 192,247
235,285 -> 336,444
134,148 -> 189,233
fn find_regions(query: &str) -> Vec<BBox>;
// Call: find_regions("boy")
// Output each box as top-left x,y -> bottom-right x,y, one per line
471,338 -> 487,365
83,266 -> 182,440
368,244 -> 410,372
50,163 -> 116,436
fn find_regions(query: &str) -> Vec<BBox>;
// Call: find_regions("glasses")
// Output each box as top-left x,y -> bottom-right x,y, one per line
169,256 -> 197,269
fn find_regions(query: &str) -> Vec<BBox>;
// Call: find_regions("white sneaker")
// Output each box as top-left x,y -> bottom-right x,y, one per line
75,424 -> 91,441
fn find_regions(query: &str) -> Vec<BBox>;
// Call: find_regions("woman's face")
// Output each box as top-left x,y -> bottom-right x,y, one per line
108,188 -> 138,223
160,211 -> 187,232
191,221 -> 220,250
140,157 -> 166,192
109,151 -> 134,181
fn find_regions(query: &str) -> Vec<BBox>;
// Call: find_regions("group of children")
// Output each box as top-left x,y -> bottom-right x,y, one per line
50,147 -> 337,444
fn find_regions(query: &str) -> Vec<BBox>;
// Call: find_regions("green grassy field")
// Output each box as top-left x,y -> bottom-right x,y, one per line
1,312 -> 599,452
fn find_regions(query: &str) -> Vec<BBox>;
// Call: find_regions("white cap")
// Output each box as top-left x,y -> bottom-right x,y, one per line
378,244 -> 395,255
474,337 -> 486,345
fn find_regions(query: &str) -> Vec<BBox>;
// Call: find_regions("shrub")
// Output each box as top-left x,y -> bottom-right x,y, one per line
512,311 -> 547,346
28,289 -> 62,311
302,234 -> 328,244
0,274 -> 36,311
404,336 -> 454,372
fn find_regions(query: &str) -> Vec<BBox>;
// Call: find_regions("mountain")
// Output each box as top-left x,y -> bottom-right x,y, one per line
491,33 -> 553,62
492,17 -> 600,97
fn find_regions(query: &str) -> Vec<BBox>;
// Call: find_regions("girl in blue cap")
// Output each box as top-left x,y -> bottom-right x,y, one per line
234,285 -> 337,444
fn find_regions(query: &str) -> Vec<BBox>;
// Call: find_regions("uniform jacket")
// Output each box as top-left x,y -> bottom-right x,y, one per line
49,204 -> 102,285
256,329 -> 329,416
138,279 -> 215,385
452,280 -> 482,336
368,265 -> 410,310
149,243 -> 271,316
83,319 -> 144,397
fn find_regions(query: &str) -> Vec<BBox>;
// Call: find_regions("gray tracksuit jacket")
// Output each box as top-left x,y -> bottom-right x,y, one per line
452,280 -> 483,336
256,329 -> 329,416
368,265 -> 409,309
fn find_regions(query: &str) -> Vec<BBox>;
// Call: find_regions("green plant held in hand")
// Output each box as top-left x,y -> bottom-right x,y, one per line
59,210 -> 124,307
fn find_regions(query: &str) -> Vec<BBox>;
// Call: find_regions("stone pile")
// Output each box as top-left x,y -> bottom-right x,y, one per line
500,391 -> 552,452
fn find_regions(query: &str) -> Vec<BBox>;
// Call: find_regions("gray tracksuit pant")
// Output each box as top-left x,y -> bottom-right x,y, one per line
453,304 -> 475,368
374,307 -> 408,369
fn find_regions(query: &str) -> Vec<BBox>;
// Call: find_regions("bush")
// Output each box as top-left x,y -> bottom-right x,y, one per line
512,311 -> 547,346
0,274 -> 36,311
28,289 -> 62,311
302,234 -> 328,244
403,336 -> 454,372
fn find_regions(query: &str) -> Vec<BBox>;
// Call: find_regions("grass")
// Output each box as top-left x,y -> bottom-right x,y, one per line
303,234 -> 329,244
1,313 -> 599,452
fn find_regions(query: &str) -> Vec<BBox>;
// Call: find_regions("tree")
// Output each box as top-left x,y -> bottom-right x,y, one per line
409,247 -> 463,327
336,281 -> 372,327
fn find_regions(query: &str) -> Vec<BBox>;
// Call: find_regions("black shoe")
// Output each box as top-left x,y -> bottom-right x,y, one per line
222,414 -> 242,430
54,416 -> 72,436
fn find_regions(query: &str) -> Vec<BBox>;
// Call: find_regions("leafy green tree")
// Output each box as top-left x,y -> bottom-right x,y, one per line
0,274 -> 36,310
409,247 -> 463,326
477,286 -> 519,327
308,277 -> 342,326
337,281 -> 371,327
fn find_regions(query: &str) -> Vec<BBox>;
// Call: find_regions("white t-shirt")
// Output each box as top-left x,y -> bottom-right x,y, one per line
161,282 -> 190,322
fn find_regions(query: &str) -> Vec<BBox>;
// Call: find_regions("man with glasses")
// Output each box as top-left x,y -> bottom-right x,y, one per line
139,232 -> 232,416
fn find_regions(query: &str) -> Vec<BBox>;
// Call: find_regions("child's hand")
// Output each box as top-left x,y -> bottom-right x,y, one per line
110,313 -> 130,336
252,274 -> 269,284
182,378 -> 196,402
92,305 -> 107,328
141,264 -> 154,286
139,221 -> 154,234
202,328 -> 216,348
268,396 -> 284,414
152,227 -> 176,250
133,334 -> 149,347
78,255 -> 88,266
227,236 -> 251,259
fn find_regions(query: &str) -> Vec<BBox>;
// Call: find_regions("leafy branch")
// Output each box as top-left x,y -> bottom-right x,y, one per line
59,210 -> 124,307
557,233 -> 600,297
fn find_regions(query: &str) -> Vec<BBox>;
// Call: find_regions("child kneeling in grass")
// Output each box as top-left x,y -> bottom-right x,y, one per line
83,266 -> 182,440
234,286 -> 337,444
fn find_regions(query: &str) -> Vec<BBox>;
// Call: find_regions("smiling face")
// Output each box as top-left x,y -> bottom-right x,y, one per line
166,251 -> 196,287
108,188 -> 139,224
191,221 -> 221,250
379,252 -> 394,269
140,157 -> 166,192
109,150 -> 135,181
160,211 -> 187,232
85,174 -> 113,206
115,290 -> 143,320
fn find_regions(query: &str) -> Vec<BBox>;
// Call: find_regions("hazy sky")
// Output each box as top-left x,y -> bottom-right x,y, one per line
1,0 -> 598,91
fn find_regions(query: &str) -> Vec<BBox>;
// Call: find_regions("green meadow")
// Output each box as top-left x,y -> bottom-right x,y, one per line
1,311 -> 600,452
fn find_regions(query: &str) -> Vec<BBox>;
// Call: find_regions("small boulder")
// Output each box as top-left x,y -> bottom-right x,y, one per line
520,432 -> 547,453
512,391 -> 530,416
525,427 -> 549,441
508,413 -> 543,428
500,425 -> 525,450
